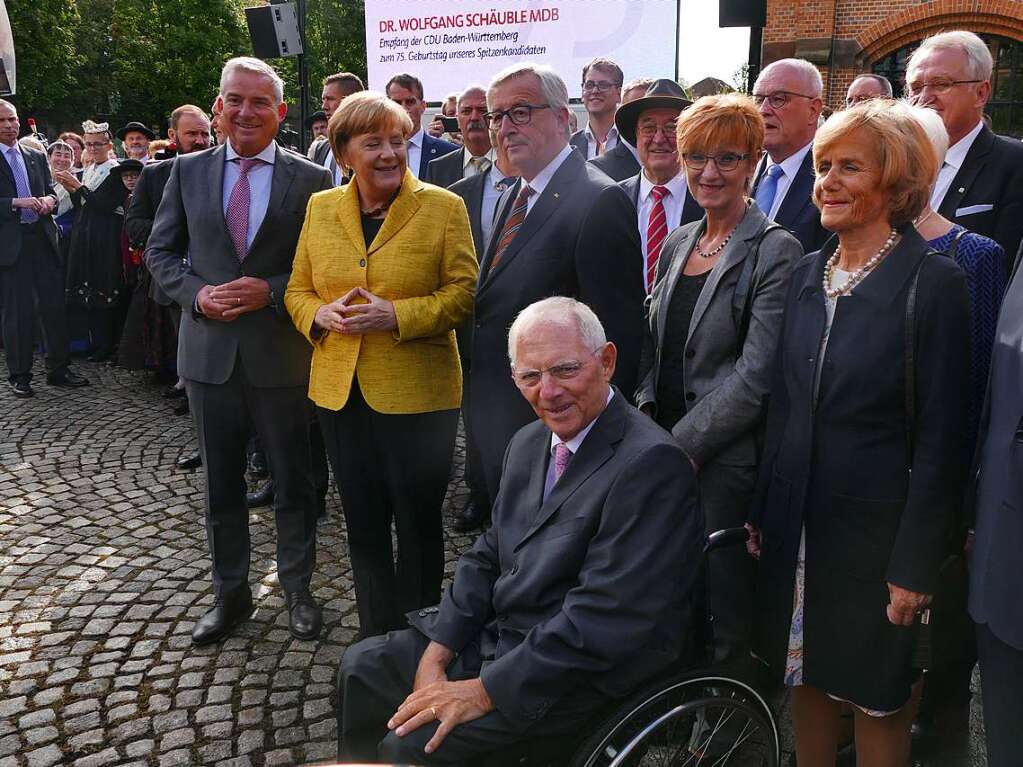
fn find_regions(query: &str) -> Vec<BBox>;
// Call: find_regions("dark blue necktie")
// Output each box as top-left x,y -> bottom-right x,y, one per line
6,146 -> 38,223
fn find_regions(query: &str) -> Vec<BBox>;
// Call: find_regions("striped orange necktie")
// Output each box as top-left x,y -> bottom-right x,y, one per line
490,184 -> 533,269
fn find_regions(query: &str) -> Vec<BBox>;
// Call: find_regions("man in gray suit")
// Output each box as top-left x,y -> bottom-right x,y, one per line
146,57 -> 333,645
969,260 -> 1023,767
338,297 -> 702,765
311,71 -> 364,183
424,85 -> 494,189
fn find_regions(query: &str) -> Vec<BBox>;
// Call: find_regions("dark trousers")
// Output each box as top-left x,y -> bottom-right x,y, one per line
0,229 -> 69,382
338,627 -> 604,765
461,375 -> 492,514
187,361 -> 317,597
977,622 -> 1023,767
318,382 -> 458,638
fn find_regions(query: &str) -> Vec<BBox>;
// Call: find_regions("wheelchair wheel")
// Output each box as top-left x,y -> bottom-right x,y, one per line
569,674 -> 780,767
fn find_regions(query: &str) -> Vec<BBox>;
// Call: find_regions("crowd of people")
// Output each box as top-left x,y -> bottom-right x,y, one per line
2,25 -> 1022,767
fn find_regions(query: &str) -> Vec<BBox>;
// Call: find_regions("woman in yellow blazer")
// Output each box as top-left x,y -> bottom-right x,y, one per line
286,91 -> 478,638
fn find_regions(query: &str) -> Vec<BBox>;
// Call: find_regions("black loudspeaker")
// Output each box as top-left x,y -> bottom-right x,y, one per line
245,3 -> 303,58
720,0 -> 766,28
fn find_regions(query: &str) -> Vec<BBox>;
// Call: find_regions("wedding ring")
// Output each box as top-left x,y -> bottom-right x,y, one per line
429,706 -> 438,719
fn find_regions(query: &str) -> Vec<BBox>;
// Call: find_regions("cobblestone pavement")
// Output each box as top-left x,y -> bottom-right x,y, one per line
0,360 -> 988,766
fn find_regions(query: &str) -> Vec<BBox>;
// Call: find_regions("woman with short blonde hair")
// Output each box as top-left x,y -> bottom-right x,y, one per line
750,98 -> 971,766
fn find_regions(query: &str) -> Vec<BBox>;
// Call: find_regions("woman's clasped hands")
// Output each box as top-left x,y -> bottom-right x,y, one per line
314,286 -> 397,335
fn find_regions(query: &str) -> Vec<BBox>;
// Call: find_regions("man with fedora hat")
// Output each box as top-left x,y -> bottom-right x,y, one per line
116,121 -> 156,163
305,110 -> 328,160
616,79 -> 703,294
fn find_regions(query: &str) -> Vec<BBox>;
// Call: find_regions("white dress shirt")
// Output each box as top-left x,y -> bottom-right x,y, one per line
406,128 -> 425,179
481,164 -> 513,247
543,388 -> 615,500
582,122 -> 620,159
930,120 -> 984,211
522,144 -> 574,216
763,140 -> 813,221
223,141 -> 276,252
463,147 -> 495,178
638,169 -> 690,271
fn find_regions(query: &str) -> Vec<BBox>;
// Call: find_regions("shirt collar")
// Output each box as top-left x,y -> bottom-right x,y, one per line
771,139 -> 813,180
640,168 -> 688,201
488,163 -> 511,189
584,123 -> 619,144
463,146 -> 495,170
550,388 -> 615,455
944,120 -> 984,171
225,141 -> 277,165
408,128 -> 425,149
525,143 -> 574,198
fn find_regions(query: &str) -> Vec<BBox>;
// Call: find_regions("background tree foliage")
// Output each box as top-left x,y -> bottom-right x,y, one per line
6,0 -> 366,140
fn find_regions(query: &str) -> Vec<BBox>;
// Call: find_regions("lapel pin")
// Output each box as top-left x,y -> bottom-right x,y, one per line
958,187 -> 965,193
553,192 -> 560,198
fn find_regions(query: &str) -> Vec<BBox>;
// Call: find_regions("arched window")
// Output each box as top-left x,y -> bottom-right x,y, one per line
872,34 -> 1023,138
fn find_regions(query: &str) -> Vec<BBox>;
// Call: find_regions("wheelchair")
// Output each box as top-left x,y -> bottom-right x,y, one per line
333,527 -> 781,767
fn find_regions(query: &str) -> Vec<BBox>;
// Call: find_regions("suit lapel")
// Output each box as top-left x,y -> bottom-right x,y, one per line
0,144 -> 15,188
248,146 -> 295,257
686,205 -> 765,344
774,152 -> 814,228
939,126 -> 994,219
514,394 -> 626,552
477,180 -> 517,285
368,170 -> 421,254
467,174 -> 486,260
336,178 -> 368,256
481,152 -> 582,288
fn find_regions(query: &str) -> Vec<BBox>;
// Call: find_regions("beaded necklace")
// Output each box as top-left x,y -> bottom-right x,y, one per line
822,229 -> 898,299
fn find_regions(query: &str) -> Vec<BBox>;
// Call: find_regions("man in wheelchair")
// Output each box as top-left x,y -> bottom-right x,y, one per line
337,297 -> 704,765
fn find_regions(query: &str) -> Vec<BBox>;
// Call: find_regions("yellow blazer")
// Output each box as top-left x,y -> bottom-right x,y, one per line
286,170 -> 478,413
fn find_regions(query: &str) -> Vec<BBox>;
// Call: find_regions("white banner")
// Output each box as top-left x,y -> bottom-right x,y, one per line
365,0 -> 679,102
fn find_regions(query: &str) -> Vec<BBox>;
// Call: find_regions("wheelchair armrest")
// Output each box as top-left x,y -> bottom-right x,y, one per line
704,526 -> 749,554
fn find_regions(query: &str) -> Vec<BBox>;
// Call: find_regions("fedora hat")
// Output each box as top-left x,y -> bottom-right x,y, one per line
110,158 -> 145,176
615,79 -> 692,146
116,121 -> 156,141
306,110 -> 328,129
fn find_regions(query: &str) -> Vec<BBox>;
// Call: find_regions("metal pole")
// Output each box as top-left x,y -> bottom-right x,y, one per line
297,0 -> 309,153
747,26 -> 763,93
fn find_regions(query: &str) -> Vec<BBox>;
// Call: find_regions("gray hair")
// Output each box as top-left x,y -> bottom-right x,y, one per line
458,85 -> 488,106
507,297 -> 606,366
850,73 -> 893,98
488,63 -> 569,113
757,58 -> 823,98
900,100 -> 949,180
220,57 -> 285,104
908,30 -> 993,81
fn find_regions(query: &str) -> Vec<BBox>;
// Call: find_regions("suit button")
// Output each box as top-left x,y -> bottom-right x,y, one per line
685,392 -> 696,402
359,258 -> 366,267
475,322 -> 481,329
685,348 -> 695,359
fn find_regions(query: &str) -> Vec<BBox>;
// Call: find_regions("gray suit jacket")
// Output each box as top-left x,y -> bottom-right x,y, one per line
424,147 -> 466,189
410,392 -> 702,724
636,202 -> 802,467
589,142 -> 640,182
969,262 -> 1023,650
145,143 -> 332,387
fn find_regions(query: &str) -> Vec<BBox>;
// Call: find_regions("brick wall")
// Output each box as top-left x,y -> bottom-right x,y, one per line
762,0 -> 1023,107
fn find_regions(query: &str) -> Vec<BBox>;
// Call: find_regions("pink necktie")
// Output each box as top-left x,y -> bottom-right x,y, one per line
226,158 -> 263,261
553,443 -> 573,482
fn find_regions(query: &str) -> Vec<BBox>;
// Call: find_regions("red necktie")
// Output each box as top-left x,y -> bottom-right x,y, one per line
490,184 -> 533,270
226,157 -> 263,261
646,185 -> 669,292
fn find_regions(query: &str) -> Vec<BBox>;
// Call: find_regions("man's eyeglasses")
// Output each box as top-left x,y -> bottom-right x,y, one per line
637,122 -> 678,141
752,91 -> 817,109
682,152 -> 751,172
484,104 -> 550,129
582,80 -> 618,93
511,348 -> 603,387
905,78 -> 983,97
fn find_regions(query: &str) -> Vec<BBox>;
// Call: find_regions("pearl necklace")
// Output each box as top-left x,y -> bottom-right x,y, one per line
822,229 -> 898,298
695,227 -> 736,259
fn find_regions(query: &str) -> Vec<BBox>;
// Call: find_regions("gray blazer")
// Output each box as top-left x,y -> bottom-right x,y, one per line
969,262 -> 1023,650
411,392 -> 702,725
636,202 -> 802,467
145,143 -> 333,387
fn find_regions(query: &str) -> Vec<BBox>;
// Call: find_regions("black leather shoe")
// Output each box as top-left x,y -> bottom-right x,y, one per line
191,591 -> 254,645
176,451 -> 202,471
173,399 -> 189,416
162,386 -> 186,399
285,590 -> 322,640
247,451 -> 269,478
46,369 -> 90,388
453,502 -> 490,533
9,379 -> 33,398
246,481 -> 275,508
